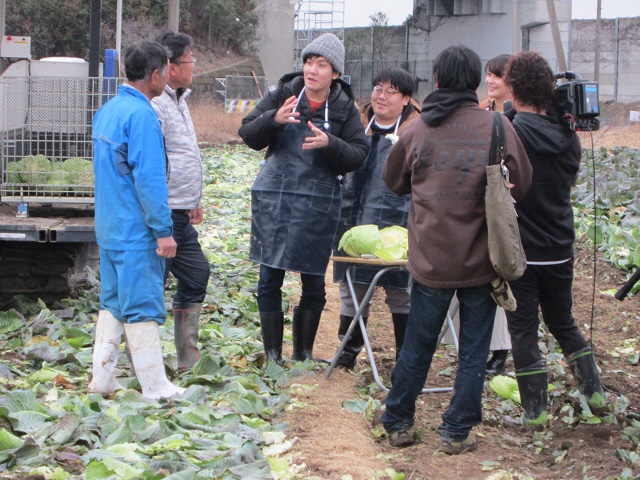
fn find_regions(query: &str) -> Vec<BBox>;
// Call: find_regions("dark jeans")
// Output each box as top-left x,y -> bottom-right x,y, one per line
382,280 -> 496,441
257,264 -> 326,313
164,210 -> 211,304
506,259 -> 588,369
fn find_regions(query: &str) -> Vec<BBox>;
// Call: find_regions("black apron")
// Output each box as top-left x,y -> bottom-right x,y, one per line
334,133 -> 410,287
250,119 -> 341,276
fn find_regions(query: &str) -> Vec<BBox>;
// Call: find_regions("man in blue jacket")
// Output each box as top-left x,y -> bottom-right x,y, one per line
89,40 -> 185,400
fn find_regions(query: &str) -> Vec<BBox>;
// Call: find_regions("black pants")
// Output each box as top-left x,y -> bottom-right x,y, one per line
506,259 -> 589,369
257,264 -> 326,313
164,210 -> 211,304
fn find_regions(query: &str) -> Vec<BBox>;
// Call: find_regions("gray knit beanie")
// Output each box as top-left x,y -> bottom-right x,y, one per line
301,33 -> 345,75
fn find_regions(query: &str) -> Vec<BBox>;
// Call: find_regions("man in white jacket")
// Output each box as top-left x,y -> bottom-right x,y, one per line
152,30 -> 210,372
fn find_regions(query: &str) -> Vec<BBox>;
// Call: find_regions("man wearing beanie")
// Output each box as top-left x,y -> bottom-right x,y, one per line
239,33 -> 369,365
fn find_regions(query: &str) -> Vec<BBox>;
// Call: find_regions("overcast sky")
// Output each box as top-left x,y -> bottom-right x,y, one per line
343,0 -> 640,27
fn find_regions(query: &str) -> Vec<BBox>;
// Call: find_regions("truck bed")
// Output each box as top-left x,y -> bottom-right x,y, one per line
0,202 -> 95,243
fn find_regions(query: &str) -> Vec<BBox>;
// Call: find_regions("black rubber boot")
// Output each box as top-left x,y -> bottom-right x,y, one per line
173,303 -> 202,372
486,349 -> 509,375
567,347 -> 607,415
291,306 -> 322,361
392,313 -> 408,360
259,311 -> 284,366
336,314 -> 368,369
504,360 -> 548,428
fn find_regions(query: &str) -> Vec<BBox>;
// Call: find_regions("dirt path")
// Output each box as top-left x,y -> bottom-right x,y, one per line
282,264 -> 390,479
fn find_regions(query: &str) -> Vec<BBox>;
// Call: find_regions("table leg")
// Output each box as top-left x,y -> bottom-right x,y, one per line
325,265 -> 397,382
325,263 -> 457,395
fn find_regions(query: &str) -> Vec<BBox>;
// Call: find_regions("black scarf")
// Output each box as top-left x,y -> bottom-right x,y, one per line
420,88 -> 479,127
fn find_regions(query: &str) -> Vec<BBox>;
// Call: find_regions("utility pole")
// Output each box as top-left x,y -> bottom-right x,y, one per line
89,0 -> 102,77
594,0 -> 602,82
545,0 -> 567,72
0,0 -> 6,72
168,0 -> 180,32
116,0 -> 122,69
0,0 -> 5,40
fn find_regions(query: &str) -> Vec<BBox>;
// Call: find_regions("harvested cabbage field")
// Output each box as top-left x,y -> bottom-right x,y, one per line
1,128 -> 640,479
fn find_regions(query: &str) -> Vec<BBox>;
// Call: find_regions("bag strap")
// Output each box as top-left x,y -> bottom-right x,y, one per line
488,111 -> 505,166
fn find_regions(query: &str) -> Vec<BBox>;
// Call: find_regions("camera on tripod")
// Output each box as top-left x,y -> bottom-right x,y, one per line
554,72 -> 600,131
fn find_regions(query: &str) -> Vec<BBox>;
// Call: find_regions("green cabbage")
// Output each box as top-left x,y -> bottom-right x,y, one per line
490,374 -> 555,405
373,225 -> 408,260
489,375 -> 519,402
338,224 -> 381,257
46,165 -> 68,194
16,155 -> 52,184
338,224 -> 408,260
62,157 -> 94,193
5,162 -> 21,183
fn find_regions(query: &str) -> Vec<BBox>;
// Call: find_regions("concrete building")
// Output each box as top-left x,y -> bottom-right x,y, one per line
246,0 -> 640,104
256,0 -> 296,81
384,0 -> 573,99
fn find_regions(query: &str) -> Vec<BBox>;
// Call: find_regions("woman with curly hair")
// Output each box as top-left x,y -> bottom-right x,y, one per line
502,51 -> 607,427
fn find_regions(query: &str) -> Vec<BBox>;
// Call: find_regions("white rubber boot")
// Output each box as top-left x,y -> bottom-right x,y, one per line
124,321 -> 186,400
88,310 -> 125,395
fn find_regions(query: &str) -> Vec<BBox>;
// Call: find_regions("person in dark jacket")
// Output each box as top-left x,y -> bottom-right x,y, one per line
502,51 -> 607,428
333,67 -> 420,369
380,45 -> 532,454
238,33 -> 369,365
446,54 -> 515,376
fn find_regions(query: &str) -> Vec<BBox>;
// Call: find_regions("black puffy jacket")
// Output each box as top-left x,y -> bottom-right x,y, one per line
238,72 -> 369,176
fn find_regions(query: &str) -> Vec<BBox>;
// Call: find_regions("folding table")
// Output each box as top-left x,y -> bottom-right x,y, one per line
325,256 -> 459,393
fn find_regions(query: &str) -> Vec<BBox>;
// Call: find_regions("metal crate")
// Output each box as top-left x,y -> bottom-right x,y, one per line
0,76 -> 122,204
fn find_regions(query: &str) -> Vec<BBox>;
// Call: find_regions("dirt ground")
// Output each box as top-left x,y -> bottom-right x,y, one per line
282,253 -> 640,479
277,126 -> 640,479
191,87 -> 640,478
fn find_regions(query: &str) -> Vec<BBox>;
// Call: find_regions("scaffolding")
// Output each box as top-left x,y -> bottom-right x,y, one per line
294,0 -> 345,71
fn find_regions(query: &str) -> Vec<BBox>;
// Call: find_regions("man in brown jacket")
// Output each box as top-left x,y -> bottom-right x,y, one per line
380,45 -> 532,454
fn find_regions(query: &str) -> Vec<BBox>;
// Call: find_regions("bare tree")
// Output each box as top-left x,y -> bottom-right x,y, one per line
345,28 -> 369,62
370,11 -> 390,61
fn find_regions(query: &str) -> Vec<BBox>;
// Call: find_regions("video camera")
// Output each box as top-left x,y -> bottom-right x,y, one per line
554,72 -> 600,131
